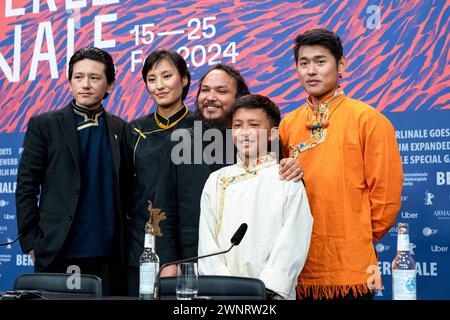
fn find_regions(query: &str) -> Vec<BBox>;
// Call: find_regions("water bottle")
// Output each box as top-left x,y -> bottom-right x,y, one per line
392,222 -> 416,300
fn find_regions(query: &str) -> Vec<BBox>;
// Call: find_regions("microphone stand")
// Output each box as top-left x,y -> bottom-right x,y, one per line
0,234 -> 21,247
1,216 -> 39,247
153,242 -> 236,300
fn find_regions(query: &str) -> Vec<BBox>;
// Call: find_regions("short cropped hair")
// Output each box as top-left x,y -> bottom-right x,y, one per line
293,28 -> 343,65
68,47 -> 115,99
231,94 -> 281,127
142,49 -> 191,101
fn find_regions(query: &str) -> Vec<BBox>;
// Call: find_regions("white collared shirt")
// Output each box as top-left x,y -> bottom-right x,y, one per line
198,153 -> 314,299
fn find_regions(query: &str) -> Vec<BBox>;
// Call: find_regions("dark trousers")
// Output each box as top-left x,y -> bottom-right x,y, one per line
43,256 -> 125,296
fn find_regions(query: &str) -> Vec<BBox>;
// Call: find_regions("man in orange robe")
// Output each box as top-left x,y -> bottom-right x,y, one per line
279,29 -> 403,300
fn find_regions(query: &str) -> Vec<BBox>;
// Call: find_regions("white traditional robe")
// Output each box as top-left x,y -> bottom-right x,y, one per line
198,152 -> 313,299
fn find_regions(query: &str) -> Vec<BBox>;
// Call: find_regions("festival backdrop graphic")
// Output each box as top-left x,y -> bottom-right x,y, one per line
0,0 -> 449,298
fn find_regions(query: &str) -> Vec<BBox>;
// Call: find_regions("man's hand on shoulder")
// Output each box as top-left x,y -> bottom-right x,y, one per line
279,158 -> 304,182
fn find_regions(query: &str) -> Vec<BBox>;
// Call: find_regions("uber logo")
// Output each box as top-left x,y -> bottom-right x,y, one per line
401,211 -> 418,219
3,214 -> 15,220
431,245 -> 448,253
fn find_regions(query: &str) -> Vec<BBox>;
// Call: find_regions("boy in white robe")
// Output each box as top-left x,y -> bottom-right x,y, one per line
198,94 -> 313,299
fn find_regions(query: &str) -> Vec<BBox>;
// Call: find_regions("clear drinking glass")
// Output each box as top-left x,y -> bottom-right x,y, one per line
176,262 -> 198,300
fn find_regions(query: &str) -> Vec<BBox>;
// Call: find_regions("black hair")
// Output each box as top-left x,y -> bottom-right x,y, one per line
141,49 -> 191,101
68,47 -> 115,99
231,94 -> 281,127
196,64 -> 250,103
293,28 -> 343,65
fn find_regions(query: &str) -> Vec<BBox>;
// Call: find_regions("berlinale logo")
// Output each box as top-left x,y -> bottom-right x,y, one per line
424,190 -> 434,205
5,238 -> 13,249
409,242 -> 416,255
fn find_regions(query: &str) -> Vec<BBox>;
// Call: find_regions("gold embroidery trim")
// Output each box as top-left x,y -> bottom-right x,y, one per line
154,106 -> 189,130
214,152 -> 277,239
215,172 -> 257,240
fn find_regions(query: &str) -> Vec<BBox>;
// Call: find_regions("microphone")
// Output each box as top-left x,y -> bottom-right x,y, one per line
230,223 -> 247,246
153,223 -> 248,299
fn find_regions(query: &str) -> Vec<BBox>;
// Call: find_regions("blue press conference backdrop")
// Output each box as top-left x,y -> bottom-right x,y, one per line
0,0 -> 449,299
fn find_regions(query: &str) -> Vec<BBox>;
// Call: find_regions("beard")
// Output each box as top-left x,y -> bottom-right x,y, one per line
193,108 -> 229,130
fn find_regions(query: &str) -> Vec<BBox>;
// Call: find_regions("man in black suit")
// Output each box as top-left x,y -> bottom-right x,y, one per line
15,47 -> 127,295
153,64 -> 304,276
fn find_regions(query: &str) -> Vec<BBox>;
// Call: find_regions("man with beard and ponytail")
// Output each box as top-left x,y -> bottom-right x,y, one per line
154,64 -> 304,276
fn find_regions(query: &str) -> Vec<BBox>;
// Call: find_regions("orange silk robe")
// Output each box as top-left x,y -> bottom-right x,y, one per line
279,92 -> 403,299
